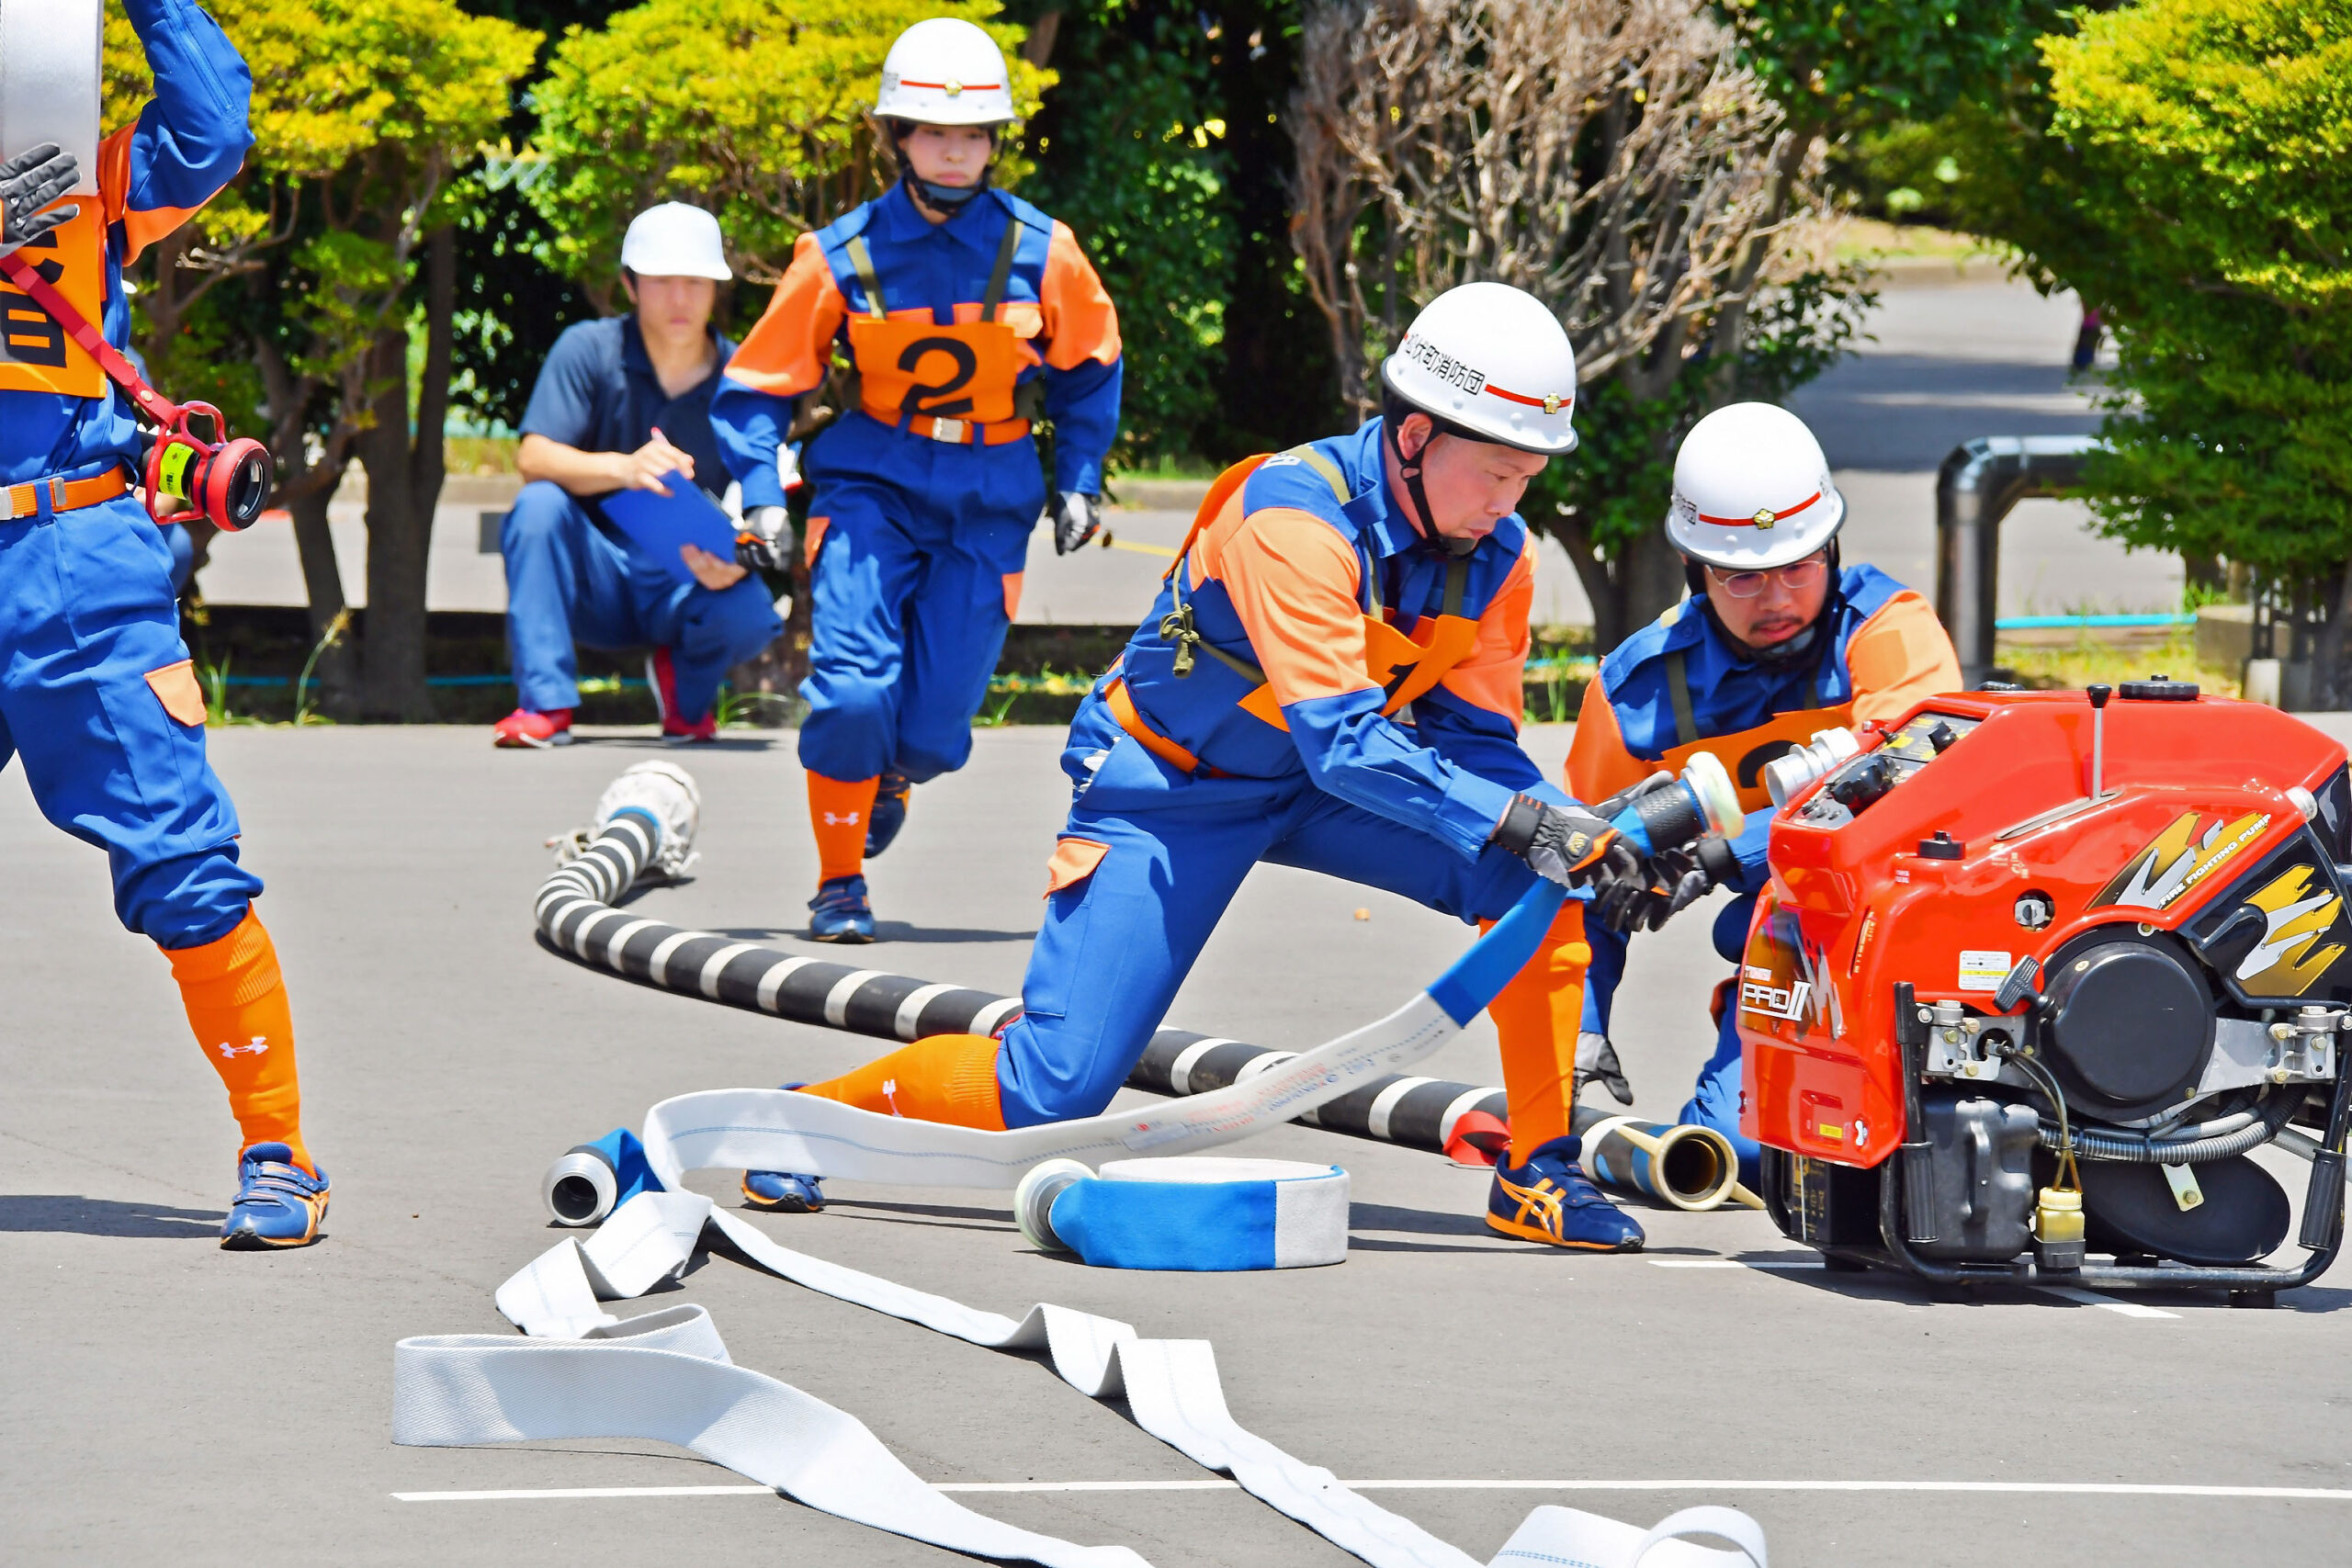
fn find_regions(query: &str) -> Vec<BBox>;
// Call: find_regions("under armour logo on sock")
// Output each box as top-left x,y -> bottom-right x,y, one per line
216,1036 -> 269,1059
822,811 -> 862,826
882,1077 -> 900,1116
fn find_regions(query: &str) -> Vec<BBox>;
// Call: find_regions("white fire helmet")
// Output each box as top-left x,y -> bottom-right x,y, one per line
1665,402 -> 1845,570
1378,282 -> 1578,456
874,17 -> 1018,128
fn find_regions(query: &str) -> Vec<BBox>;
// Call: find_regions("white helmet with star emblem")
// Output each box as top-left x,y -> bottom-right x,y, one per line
1379,282 -> 1579,455
1666,401 -> 1846,570
875,17 -> 1018,128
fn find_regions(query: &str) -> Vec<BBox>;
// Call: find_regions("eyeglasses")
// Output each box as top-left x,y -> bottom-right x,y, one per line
1706,557 -> 1828,599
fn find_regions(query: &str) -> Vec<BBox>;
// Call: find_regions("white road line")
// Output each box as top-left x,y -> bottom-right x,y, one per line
2033,1284 -> 2182,1318
392,1479 -> 2352,1503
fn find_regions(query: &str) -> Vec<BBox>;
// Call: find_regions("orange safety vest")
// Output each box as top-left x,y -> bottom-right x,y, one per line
1154,447 -> 1483,732
1654,646 -> 1857,815
838,223 -> 1034,431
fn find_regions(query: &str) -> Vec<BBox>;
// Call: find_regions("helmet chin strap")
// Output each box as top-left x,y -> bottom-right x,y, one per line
906,167 -> 989,209
1385,414 -> 1478,558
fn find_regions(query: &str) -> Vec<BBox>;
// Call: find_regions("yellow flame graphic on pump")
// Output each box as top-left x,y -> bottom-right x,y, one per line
2095,810 -> 2271,911
2237,864 -> 2347,995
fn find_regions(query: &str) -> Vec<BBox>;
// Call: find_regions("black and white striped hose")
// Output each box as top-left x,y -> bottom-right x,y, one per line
536,763 -> 1744,1206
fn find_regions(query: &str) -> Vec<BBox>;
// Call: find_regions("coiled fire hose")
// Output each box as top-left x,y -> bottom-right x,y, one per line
536,762 -> 1747,1213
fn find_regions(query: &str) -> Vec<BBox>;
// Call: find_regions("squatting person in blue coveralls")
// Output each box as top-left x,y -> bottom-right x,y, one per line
712,17 -> 1124,944
1566,403 -> 1962,1184
742,284 -> 1692,1251
492,202 -> 783,749
0,0 -> 328,1247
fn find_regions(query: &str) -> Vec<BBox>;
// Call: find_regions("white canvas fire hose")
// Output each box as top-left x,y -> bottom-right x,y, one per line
397,868 -> 1768,1566
534,763 -> 1749,1211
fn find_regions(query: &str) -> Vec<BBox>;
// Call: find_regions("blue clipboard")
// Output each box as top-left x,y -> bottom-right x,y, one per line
597,474 -> 739,585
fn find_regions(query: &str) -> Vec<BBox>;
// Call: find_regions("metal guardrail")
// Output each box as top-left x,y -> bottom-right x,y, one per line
1934,435 -> 2104,687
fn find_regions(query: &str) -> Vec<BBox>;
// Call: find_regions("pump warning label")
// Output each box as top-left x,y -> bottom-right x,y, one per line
1957,950 -> 2012,992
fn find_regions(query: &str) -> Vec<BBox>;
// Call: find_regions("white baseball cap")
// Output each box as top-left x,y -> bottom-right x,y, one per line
620,202 -> 731,282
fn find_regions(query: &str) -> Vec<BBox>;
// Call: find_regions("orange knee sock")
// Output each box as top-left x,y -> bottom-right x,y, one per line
808,772 -> 880,884
797,1033 -> 1007,1130
163,908 -> 312,1174
1486,900 -> 1592,1165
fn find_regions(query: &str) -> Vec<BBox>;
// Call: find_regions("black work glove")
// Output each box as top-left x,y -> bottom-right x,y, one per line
734,504 -> 791,573
1576,1032 -> 1634,1106
1,143 -> 78,249
1493,793 -> 1646,895
1591,843 -> 1708,933
1050,490 -> 1102,555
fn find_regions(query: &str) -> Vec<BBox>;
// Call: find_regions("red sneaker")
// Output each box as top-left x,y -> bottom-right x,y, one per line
647,649 -> 717,744
492,706 -> 574,748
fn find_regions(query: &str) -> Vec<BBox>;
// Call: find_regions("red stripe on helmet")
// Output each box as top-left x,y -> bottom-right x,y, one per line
1485,383 -> 1572,413
897,80 -> 1004,90
1694,490 -> 1823,527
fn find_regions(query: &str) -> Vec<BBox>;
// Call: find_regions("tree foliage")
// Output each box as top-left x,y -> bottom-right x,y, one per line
1289,0 -> 1864,647
106,0 -> 539,715
1017,2 -> 1233,467
1955,0 -> 2352,688
1712,0 -> 2066,132
523,0 -> 1051,299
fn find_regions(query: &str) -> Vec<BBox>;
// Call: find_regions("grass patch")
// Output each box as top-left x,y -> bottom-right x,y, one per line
1993,628 -> 2238,697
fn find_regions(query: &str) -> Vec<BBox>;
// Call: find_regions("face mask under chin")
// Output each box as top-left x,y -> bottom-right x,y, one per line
914,175 -> 986,208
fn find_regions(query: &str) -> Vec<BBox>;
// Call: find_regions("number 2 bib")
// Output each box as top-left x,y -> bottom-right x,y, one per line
838,220 -> 1030,429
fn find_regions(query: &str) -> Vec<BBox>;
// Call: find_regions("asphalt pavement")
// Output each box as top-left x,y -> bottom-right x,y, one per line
7,723 -> 2351,1566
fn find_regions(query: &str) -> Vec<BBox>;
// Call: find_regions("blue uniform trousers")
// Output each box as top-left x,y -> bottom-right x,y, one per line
0,494 -> 259,947
501,480 -> 782,719
993,698 -> 1567,1126
797,414 -> 1041,784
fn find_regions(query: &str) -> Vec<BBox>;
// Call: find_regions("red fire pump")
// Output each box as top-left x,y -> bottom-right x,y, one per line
1742,679 -> 2352,1302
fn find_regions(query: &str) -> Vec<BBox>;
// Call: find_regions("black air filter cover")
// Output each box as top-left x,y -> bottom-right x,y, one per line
2078,1155 -> 2290,1267
2043,931 -> 2215,1118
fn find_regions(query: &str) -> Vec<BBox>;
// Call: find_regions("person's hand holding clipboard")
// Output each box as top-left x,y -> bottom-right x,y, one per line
596,426 -> 751,590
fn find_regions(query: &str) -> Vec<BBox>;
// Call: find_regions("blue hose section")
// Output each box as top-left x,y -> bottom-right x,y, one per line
1425,878 -> 1568,1027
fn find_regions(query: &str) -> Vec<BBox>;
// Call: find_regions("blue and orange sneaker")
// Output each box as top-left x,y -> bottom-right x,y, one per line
808,874 -> 875,943
221,1142 -> 330,1250
865,772 -> 911,858
743,1082 -> 823,1213
1486,1134 -> 1644,1251
741,1169 -> 825,1213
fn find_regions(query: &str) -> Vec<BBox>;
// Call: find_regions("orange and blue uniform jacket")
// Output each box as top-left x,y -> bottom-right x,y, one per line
0,0 -> 261,951
5,0 -> 251,488
1106,420 -> 1542,859
1566,564 -> 1961,1162
710,183 -> 1121,786
980,418 -> 1577,1126
710,183 -> 1122,506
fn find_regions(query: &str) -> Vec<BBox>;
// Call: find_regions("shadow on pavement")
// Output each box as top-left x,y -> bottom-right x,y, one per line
0,1194 -> 222,1238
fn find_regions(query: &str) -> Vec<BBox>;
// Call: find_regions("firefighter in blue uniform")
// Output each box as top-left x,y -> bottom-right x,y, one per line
742,285 -> 1698,1251
1566,402 -> 1963,1182
0,0 -> 328,1247
712,17 -> 1123,942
